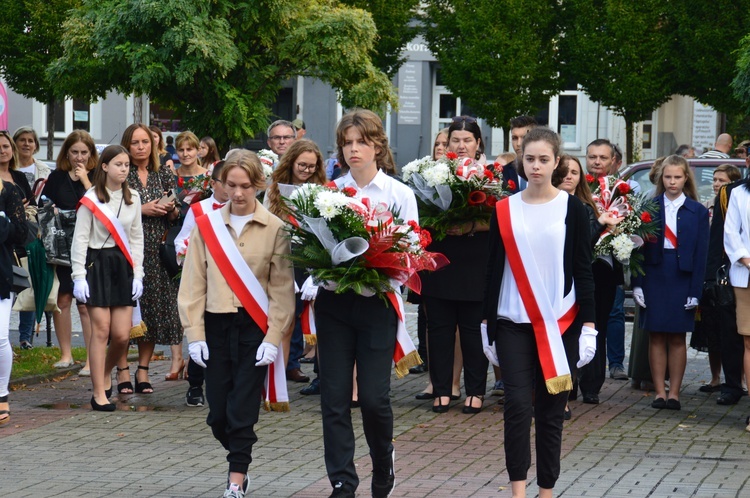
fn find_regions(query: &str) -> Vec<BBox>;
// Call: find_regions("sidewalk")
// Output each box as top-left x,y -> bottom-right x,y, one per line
2,306 -> 749,497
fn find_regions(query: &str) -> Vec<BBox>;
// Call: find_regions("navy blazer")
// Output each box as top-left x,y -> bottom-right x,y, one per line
632,194 -> 709,298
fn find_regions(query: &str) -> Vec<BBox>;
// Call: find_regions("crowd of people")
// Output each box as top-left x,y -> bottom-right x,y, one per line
1,111 -> 749,498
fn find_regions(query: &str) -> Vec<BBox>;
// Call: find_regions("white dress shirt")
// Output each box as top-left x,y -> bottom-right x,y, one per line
333,170 -> 419,223
663,193 -> 686,249
724,185 -> 750,288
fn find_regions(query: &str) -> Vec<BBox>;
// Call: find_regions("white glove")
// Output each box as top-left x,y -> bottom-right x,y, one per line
73,279 -> 89,303
131,279 -> 143,300
480,322 -> 499,367
188,341 -> 209,368
255,342 -> 278,366
685,297 -> 699,310
576,325 -> 598,369
299,276 -> 319,301
633,287 -> 646,308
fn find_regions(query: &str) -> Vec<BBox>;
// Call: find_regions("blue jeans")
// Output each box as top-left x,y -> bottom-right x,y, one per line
18,311 -> 34,344
606,286 -> 625,369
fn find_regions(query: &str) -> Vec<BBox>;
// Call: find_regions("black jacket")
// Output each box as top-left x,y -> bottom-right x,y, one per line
0,181 -> 29,299
706,178 -> 750,280
483,194 -> 596,340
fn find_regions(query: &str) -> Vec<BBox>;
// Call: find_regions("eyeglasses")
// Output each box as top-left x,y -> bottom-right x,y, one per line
451,116 -> 477,125
269,135 -> 295,142
295,162 -> 317,172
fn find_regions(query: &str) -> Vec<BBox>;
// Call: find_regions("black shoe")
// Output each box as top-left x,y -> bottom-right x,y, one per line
716,393 -> 740,405
666,399 -> 681,410
90,396 -> 115,412
432,396 -> 451,413
300,377 -> 321,395
409,363 -> 428,374
186,386 -> 205,407
329,481 -> 356,498
372,450 -> 395,498
698,383 -> 721,393
564,405 -> 572,420
582,393 -> 599,405
651,397 -> 667,409
461,395 -> 484,414
415,391 -> 435,400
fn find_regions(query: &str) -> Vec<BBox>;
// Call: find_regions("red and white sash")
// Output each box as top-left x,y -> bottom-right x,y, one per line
191,201 -> 207,219
664,224 -> 678,248
196,209 -> 289,412
386,291 -> 422,378
79,190 -> 134,267
301,301 -> 317,345
496,197 -> 578,394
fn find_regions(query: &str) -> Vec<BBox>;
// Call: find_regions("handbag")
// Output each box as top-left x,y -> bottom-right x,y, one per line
159,224 -> 182,279
38,201 -> 76,266
13,257 -> 60,314
11,253 -> 31,294
703,264 -> 735,307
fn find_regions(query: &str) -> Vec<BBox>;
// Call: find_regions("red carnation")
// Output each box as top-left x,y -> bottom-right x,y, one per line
640,211 -> 652,223
446,151 -> 458,160
177,177 -> 185,187
468,190 -> 487,205
342,186 -> 357,197
483,169 -> 495,180
419,229 -> 432,248
617,182 -> 631,194
407,220 -> 420,231
485,195 -> 498,207
326,181 -> 337,188
507,180 -> 517,191
585,174 -> 595,183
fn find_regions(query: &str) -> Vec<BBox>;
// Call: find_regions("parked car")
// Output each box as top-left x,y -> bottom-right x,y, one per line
619,158 -> 747,204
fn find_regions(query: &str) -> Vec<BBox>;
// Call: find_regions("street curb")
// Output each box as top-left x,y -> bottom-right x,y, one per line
9,353 -> 141,389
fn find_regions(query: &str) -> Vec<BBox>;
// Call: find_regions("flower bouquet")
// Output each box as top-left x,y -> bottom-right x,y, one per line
257,149 -> 278,178
177,174 -> 212,205
587,175 -> 659,276
402,151 -> 510,240
283,184 -> 449,298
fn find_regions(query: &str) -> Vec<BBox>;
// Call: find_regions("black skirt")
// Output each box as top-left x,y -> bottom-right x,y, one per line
85,247 -> 135,307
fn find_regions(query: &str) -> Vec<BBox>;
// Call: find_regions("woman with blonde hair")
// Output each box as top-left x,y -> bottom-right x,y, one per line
40,130 -> 99,370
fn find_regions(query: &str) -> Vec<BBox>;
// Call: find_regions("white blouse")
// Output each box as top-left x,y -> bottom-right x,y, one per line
724,185 -> 750,288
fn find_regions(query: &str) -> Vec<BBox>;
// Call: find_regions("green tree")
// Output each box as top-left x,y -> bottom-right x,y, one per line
421,0 -> 563,135
672,1 -> 750,115
340,0 -> 420,78
49,0 -> 398,149
0,0 -> 79,159
559,0 -> 675,163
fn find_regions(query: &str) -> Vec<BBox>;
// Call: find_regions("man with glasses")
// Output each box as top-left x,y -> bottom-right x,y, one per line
266,120 -> 298,158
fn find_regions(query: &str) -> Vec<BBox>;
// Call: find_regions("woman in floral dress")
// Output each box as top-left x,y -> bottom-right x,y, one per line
115,123 -> 182,394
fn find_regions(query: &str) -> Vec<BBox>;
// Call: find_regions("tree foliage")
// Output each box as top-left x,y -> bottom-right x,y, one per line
0,0 -> 80,158
559,0 -> 676,162
340,0 -> 420,78
421,0 -> 563,130
48,0 -> 398,148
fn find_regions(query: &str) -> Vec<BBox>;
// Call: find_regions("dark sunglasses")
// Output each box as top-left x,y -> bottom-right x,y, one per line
451,116 -> 477,125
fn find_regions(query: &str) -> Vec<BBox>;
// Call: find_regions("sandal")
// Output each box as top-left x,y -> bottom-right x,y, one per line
0,395 -> 9,425
134,365 -> 154,394
117,366 -> 133,394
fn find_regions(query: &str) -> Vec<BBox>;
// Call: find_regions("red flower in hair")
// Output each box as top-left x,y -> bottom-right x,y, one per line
640,211 -> 652,223
507,180 -> 517,191
468,190 -> 487,205
342,187 -> 357,197
585,174 -> 595,183
177,177 -> 185,187
485,195 -> 498,207
445,151 -> 458,160
617,182 -> 631,194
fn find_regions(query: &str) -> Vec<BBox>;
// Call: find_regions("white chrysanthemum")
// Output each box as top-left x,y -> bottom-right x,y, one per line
402,156 -> 433,182
421,162 -> 451,187
262,163 -> 273,179
290,182 -> 321,201
611,233 -> 635,263
257,149 -> 279,166
314,190 -> 349,220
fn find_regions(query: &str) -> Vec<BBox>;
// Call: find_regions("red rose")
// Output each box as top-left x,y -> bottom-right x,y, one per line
640,211 -> 652,223
342,186 -> 357,197
507,180 -> 517,191
326,181 -> 337,188
468,190 -> 487,205
177,177 -> 185,187
617,182 -> 631,194
485,195 -> 498,207
445,151 -> 458,160
585,174 -> 595,183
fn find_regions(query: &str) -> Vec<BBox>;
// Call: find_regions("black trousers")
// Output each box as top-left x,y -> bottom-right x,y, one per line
496,319 -> 578,489
204,310 -> 266,474
718,304 -> 745,398
417,303 -> 428,367
315,289 -> 398,489
424,297 -> 488,397
187,357 -> 205,388
579,260 -> 618,396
